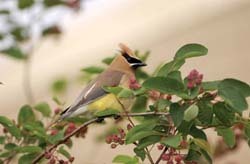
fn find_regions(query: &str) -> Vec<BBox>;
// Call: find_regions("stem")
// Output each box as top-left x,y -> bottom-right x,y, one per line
32,112 -> 170,164
115,97 -> 154,164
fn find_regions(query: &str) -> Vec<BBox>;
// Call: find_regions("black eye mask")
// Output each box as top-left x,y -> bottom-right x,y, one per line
122,53 -> 143,65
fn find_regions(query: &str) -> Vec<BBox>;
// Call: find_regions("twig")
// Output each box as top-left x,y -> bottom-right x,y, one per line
32,118 -> 99,163
32,112 -> 170,164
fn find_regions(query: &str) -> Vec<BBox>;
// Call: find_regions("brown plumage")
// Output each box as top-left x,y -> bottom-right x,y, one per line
60,44 -> 146,119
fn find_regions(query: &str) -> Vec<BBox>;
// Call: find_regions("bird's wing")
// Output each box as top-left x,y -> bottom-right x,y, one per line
61,70 -> 124,117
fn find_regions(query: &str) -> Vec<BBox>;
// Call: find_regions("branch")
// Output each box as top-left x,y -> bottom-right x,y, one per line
32,112 -> 170,163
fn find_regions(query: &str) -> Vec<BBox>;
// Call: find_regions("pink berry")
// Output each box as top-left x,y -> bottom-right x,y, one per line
69,157 -> 75,162
68,123 -> 76,129
166,95 -> 172,100
49,158 -> 56,164
167,160 -> 174,164
157,144 -> 164,150
129,76 -> 137,84
50,129 -> 58,136
161,154 -> 170,161
119,140 -> 125,145
105,136 -> 112,144
44,152 -> 52,159
54,108 -> 61,114
174,155 -> 182,162
180,140 -> 188,148
111,143 -> 117,149
187,82 -> 194,89
127,124 -> 132,130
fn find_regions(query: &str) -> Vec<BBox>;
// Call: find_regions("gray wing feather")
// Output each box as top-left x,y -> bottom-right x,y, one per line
61,70 -> 124,117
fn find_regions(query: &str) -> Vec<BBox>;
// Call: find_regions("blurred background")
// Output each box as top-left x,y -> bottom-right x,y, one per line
0,0 -> 250,163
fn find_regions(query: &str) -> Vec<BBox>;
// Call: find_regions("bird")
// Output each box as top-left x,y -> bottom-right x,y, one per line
60,43 -> 147,120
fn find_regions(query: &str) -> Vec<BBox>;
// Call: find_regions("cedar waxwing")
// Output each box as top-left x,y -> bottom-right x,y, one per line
60,44 -> 146,119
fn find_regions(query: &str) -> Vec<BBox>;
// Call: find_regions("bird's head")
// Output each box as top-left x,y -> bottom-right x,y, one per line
119,43 -> 147,69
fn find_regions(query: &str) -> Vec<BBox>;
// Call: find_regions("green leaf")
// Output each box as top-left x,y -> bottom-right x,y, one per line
197,100 -> 213,126
193,138 -> 212,158
126,131 -> 164,144
201,81 -> 220,91
177,120 -> 194,135
6,126 -> 22,139
178,85 -> 200,100
185,148 -> 201,162
0,116 -> 13,127
11,27 -> 28,41
167,71 -> 182,83
0,136 -> 5,144
102,56 -> 114,65
157,59 -> 185,77
0,10 -> 10,15
48,130 -> 64,144
184,104 -> 199,122
18,0 -> 34,9
34,102 -> 51,117
117,88 -> 134,98
133,148 -> 146,161
5,143 -> 17,150
190,126 -> 207,140
1,47 -> 27,60
0,116 -> 21,139
137,135 -> 161,149
131,96 -> 147,113
244,123 -> 250,139
135,69 -> 149,80
125,122 -> 156,144
213,102 -> 235,126
174,44 -> 208,60
216,128 -> 235,148
0,151 -> 11,158
218,86 -> 248,113
94,109 -> 119,117
156,99 -> 171,111
42,26 -> 61,36
23,122 -> 46,138
112,155 -> 139,164
169,103 -> 184,127
43,0 -> 64,7
161,134 -> 182,148
81,66 -> 104,74
18,105 -> 35,125
16,146 -> 42,153
58,146 -> 71,159
51,78 -> 68,94
18,153 -> 37,164
103,86 -> 134,98
219,78 -> 250,97
143,77 -> 184,94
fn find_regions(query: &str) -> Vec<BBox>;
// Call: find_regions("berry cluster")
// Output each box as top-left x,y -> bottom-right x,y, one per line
161,151 -> 183,164
105,128 -> 126,149
157,140 -> 189,164
186,69 -> 203,89
129,76 -> 141,90
44,151 -> 75,164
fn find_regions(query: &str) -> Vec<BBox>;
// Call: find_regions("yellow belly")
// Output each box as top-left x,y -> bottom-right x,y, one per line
87,94 -> 123,112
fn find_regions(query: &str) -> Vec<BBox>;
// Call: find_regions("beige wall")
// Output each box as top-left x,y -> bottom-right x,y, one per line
0,0 -> 250,163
